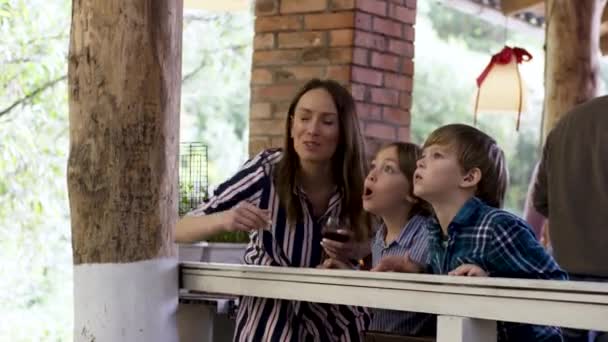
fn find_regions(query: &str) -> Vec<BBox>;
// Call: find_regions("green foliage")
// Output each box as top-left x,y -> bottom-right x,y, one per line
1,0 -> 72,340
412,0 -> 548,213
181,10 -> 254,185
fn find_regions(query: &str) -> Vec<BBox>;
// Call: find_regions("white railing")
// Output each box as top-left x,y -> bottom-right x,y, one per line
180,262 -> 608,342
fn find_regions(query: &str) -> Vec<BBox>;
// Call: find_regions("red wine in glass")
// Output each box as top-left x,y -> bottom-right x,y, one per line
322,217 -> 350,243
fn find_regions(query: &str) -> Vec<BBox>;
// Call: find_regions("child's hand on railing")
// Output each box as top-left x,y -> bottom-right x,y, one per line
317,258 -> 355,270
448,264 -> 488,277
371,254 -> 424,273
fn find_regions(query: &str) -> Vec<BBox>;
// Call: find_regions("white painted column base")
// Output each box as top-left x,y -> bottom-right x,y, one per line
74,258 -> 179,342
437,315 -> 497,342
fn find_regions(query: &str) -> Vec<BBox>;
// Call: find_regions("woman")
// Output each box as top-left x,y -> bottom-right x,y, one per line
176,79 -> 371,341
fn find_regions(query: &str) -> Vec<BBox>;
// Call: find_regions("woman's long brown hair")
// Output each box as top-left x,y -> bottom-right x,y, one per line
273,79 -> 370,241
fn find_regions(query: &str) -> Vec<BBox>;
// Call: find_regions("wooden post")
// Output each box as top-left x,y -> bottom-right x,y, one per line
543,0 -> 607,136
67,1 -> 183,341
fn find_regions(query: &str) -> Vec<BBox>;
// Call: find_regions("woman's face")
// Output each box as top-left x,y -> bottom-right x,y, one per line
291,88 -> 340,165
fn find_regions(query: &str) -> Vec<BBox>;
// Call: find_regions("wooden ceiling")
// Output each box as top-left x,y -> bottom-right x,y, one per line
499,0 -> 608,54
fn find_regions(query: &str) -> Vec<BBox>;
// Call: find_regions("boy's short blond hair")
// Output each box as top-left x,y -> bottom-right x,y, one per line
423,124 -> 508,208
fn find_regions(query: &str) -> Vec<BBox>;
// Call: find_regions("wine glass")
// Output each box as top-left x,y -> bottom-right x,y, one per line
321,216 -> 350,243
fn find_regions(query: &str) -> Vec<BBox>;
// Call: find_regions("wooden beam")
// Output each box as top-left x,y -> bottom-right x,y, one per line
441,0 -> 544,40
184,0 -> 249,11
500,0 -> 544,16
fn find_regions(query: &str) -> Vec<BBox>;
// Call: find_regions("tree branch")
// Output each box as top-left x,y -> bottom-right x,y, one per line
0,43 -> 249,118
182,44 -> 248,84
0,75 -> 67,118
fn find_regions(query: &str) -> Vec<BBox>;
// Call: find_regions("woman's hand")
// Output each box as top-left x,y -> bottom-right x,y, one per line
222,201 -> 271,233
321,229 -> 370,262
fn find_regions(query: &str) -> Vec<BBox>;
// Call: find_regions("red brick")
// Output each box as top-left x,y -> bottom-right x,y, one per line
401,59 -> 414,75
389,4 -> 416,24
404,25 -> 415,41
281,0 -> 327,14
399,92 -> 412,110
371,51 -> 399,72
354,12 -> 372,31
405,0 -> 417,9
351,66 -> 383,86
353,47 -> 369,65
250,119 -> 286,136
249,137 -> 271,156
382,107 -> 410,125
278,31 -> 325,48
331,0 -> 355,10
351,83 -> 367,101
271,137 -> 286,147
254,33 -> 275,50
365,122 -> 396,140
354,31 -> 387,50
253,50 -> 300,66
274,66 -> 325,82
326,65 -> 351,81
355,102 -> 382,119
356,0 -> 387,16
255,16 -> 302,32
255,0 -> 278,16
388,39 -> 413,57
298,46 -> 353,64
329,29 -> 354,46
304,12 -> 355,30
370,87 -> 399,105
250,103 -> 273,119
332,48 -> 354,63
398,126 -> 410,141
388,0 -> 405,4
384,73 -> 412,91
253,84 -> 299,102
274,102 -> 291,118
251,68 -> 273,84
372,17 -> 402,38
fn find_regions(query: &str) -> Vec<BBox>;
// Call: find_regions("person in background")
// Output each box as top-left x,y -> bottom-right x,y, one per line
533,95 -> 608,342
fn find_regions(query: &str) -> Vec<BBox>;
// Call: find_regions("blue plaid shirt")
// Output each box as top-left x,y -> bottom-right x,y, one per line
427,197 -> 567,342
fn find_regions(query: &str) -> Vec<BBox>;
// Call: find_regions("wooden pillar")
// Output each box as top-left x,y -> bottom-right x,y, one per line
543,0 -> 607,136
67,1 -> 182,341
249,0 -> 417,157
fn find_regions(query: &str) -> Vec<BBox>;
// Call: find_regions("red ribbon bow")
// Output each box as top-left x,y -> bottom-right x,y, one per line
476,46 -> 533,87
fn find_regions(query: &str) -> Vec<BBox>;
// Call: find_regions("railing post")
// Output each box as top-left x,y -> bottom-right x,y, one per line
437,315 -> 497,342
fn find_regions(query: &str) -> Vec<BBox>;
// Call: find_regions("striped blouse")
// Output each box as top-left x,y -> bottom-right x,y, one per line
369,215 -> 435,336
189,149 -> 371,342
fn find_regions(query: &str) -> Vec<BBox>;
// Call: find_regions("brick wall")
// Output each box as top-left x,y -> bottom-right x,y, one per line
249,0 -> 417,157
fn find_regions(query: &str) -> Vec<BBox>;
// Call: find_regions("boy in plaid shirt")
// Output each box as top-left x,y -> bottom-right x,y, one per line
412,124 -> 567,342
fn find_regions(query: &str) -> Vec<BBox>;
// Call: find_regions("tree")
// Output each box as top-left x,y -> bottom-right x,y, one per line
543,0 -> 607,134
67,1 -> 181,341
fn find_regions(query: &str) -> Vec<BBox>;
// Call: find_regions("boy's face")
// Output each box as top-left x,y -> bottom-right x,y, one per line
413,144 -> 467,203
